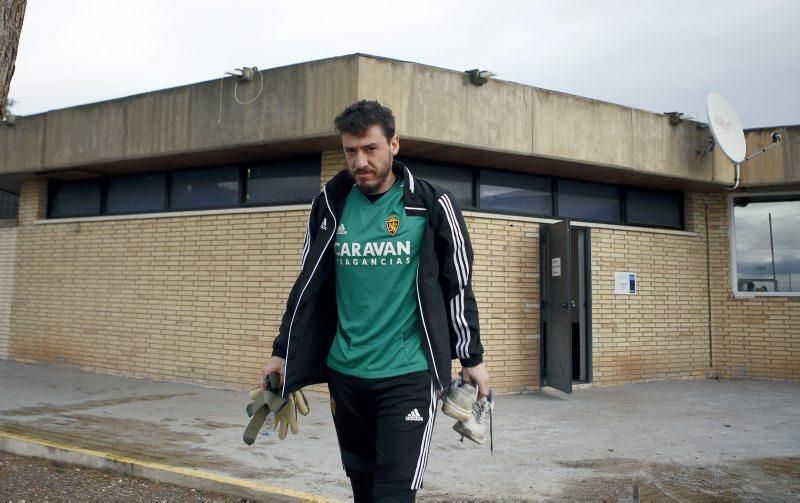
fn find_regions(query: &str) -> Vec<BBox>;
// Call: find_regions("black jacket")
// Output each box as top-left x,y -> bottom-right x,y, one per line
272,160 -> 483,396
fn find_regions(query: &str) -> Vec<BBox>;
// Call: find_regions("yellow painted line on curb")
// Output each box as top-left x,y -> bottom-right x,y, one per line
0,430 -> 337,502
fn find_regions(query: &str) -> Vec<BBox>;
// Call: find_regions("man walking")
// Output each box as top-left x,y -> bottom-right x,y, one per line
261,100 -> 489,501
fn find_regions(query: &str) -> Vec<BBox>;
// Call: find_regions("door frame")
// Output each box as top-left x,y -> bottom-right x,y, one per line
540,222 -> 593,389
574,227 -> 593,383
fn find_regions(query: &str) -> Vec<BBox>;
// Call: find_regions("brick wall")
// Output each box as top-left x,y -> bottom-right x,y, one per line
7,154 -> 541,393
6,160 -> 797,392
589,192 -> 799,385
10,179 -> 307,389
0,224 -> 17,359
321,151 -> 344,187
706,193 -> 800,381
465,214 -> 540,392
589,213 -> 711,386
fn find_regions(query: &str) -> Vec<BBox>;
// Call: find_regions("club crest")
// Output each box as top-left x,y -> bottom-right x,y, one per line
386,215 -> 400,236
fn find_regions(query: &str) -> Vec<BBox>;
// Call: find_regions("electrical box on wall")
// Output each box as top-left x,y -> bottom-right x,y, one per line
615,272 -> 637,295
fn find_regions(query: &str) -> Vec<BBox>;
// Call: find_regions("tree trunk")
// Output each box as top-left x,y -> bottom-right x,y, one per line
0,0 -> 26,114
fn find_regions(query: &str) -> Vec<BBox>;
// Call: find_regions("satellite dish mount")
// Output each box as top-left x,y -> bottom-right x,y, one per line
704,92 -> 783,190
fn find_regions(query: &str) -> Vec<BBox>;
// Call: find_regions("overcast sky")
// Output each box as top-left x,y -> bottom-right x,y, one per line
8,0 -> 800,129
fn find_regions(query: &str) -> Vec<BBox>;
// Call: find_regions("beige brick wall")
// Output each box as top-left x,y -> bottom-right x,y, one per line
10,179 -> 307,389
0,224 -> 18,359
590,192 -> 799,385
706,193 -> 800,381
7,154 -> 540,393
589,193 -> 715,386
589,220 -> 711,386
466,215 -> 540,392
7,160 -> 796,392
322,151 -> 344,187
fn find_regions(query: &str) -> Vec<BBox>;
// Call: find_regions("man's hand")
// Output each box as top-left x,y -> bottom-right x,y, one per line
260,356 -> 286,390
461,362 -> 490,399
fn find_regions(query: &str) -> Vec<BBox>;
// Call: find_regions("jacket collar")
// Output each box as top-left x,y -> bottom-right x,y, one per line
324,160 -> 423,212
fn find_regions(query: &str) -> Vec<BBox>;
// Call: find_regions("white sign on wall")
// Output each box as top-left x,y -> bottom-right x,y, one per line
615,272 -> 637,294
552,257 -> 561,277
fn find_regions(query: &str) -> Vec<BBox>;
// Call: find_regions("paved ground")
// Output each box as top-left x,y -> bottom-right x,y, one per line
0,360 -> 798,501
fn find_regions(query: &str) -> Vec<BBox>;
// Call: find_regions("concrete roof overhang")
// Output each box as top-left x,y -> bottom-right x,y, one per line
0,134 -> 728,194
1,54 -> 797,193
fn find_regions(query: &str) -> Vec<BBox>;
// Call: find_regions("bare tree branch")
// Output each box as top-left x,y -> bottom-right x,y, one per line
1,0 -> 27,115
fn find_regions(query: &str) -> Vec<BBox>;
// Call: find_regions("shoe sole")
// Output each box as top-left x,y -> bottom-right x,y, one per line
453,421 -> 486,444
441,400 -> 471,422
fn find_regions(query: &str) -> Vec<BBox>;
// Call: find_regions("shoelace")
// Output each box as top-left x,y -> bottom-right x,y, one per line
473,399 -> 494,456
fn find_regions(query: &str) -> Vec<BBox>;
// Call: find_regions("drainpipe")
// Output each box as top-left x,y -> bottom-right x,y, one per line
704,202 -> 713,369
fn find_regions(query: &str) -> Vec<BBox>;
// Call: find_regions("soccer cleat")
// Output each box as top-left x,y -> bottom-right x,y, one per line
453,388 -> 494,446
441,377 -> 478,422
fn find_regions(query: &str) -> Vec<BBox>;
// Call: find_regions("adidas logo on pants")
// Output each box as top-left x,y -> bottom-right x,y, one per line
328,369 -> 437,498
405,408 -> 424,422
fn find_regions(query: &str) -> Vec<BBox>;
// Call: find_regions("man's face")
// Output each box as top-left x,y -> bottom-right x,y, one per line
342,124 -> 400,195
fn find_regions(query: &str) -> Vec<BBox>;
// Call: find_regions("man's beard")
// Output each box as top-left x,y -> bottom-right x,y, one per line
353,153 -> 393,194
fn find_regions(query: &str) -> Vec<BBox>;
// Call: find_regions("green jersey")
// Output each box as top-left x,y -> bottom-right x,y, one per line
327,181 -> 429,378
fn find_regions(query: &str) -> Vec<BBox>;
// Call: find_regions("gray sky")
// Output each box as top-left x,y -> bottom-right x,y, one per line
8,0 -> 800,128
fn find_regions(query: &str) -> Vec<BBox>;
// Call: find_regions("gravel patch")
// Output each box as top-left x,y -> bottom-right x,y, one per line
0,451 -> 248,502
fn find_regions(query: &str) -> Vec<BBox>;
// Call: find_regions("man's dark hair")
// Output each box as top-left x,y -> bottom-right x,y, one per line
334,100 -> 396,142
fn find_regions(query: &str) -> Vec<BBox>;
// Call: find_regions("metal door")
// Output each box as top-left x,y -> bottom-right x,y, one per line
545,220 -> 572,393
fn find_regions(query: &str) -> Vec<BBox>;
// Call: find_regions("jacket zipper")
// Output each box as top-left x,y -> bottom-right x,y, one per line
282,187 -> 337,397
406,176 -> 443,391
416,264 -> 443,390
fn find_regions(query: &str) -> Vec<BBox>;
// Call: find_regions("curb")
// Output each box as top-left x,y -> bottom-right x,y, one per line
0,430 -> 337,502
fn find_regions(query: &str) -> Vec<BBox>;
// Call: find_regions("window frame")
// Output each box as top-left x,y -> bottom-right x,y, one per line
729,191 -> 800,297
397,156 -> 477,209
624,187 -> 685,230
168,164 -> 242,212
45,155 -> 321,219
400,158 -> 684,230
0,189 -> 20,221
104,171 -> 170,215
242,156 -> 321,208
555,178 -> 623,225
47,178 -> 104,218
477,168 -> 554,218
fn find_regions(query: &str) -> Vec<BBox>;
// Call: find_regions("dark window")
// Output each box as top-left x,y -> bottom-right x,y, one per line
557,179 -> 621,223
49,180 -> 102,218
170,166 -> 240,210
733,195 -> 800,294
626,189 -> 683,228
107,173 -> 167,214
479,170 -> 552,216
246,160 -> 319,205
401,159 -> 474,208
0,190 -> 19,220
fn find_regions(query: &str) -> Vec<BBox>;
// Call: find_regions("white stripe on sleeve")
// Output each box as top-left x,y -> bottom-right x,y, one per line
438,194 -> 472,359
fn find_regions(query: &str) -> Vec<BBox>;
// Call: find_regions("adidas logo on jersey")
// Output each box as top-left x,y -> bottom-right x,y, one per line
336,223 -> 347,235
405,408 -> 424,422
320,218 -> 328,231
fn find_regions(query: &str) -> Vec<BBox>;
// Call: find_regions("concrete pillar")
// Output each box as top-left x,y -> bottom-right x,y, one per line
0,224 -> 16,359
683,192 -> 707,234
18,178 -> 48,226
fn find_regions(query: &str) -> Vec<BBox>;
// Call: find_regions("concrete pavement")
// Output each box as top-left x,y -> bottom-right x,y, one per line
0,360 -> 798,501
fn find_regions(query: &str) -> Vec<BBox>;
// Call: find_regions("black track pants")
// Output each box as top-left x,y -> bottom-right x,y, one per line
328,369 -> 437,501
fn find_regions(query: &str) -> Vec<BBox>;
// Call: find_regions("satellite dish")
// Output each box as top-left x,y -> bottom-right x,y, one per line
707,92 -> 746,163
